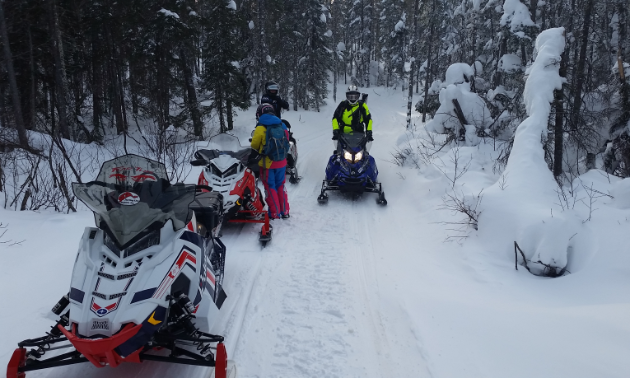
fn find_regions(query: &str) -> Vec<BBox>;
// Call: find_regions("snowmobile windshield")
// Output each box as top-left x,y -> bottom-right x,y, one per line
72,155 -> 196,249
341,133 -> 367,152
201,133 -> 250,163
206,133 -> 244,152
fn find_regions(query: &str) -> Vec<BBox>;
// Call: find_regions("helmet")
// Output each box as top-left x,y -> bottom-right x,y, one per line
256,103 -> 275,119
265,81 -> 279,96
346,85 -> 360,105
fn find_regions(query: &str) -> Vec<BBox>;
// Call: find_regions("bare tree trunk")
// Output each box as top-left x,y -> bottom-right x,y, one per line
530,0 -> 539,24
422,1 -> 436,123
406,0 -> 420,129
553,51 -> 567,178
569,0 -> 594,131
48,0 -> 71,140
226,100 -> 234,131
617,0 -> 629,128
92,30 -> 103,135
493,37 -> 507,88
216,86 -> 226,133
180,49 -> 203,137
27,28 -> 37,131
257,0 -> 266,102
0,1 -> 29,147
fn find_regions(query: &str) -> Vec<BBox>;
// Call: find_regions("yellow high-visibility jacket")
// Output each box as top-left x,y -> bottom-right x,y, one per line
332,100 -> 372,134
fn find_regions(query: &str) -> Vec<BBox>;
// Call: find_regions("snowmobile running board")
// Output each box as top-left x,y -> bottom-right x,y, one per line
226,210 -> 272,244
213,209 -> 271,245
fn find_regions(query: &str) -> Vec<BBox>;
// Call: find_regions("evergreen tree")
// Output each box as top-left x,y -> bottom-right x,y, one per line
201,0 -> 249,133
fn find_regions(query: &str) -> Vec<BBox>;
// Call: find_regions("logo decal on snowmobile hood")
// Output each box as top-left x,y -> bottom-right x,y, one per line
118,192 -> 140,206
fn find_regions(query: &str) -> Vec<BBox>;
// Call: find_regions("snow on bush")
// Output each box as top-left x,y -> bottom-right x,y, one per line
500,0 -> 535,36
425,63 -> 492,145
477,27 -> 590,276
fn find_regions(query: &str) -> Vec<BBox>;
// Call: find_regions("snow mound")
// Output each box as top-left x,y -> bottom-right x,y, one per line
478,28 -> 590,276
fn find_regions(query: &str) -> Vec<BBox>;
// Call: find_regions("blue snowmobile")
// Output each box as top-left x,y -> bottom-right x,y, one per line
317,133 -> 387,205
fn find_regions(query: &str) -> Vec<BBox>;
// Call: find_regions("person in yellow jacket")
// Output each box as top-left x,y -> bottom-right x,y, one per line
332,85 -> 373,141
251,104 -> 290,219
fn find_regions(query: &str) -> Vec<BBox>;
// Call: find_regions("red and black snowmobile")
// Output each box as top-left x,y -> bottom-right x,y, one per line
191,133 -> 272,245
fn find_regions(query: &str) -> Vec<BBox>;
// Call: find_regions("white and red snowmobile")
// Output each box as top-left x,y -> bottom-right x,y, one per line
7,155 -> 236,378
192,133 -> 272,245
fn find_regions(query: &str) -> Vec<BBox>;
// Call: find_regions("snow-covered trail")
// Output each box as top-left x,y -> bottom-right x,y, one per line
213,94 -> 431,378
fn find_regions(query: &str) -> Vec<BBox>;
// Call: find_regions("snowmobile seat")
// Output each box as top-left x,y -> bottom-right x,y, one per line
189,191 -> 223,232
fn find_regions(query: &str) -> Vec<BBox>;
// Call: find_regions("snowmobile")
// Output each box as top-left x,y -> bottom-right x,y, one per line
191,133 -> 272,245
7,155 -> 236,378
317,133 -> 387,205
282,119 -> 301,184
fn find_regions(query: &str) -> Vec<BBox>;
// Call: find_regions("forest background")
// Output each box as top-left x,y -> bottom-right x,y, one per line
0,0 -> 629,213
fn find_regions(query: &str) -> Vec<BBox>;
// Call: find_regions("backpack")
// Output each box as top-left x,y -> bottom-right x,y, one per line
263,123 -> 290,161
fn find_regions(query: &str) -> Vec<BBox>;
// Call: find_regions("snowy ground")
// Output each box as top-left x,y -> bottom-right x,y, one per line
2,85 -> 630,378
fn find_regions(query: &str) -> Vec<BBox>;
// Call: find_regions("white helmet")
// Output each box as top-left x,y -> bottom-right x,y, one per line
346,85 -> 360,105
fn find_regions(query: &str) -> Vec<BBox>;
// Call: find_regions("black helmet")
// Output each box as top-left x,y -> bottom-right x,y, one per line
265,81 -> 279,96
346,85 -> 360,105
256,103 -> 275,119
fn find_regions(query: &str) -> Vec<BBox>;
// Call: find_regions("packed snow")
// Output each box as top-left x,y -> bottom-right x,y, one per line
1,72 -> 630,378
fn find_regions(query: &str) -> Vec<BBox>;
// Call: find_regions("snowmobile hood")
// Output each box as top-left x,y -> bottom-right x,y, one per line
212,155 -> 240,171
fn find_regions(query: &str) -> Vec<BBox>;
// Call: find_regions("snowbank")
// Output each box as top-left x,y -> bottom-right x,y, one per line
478,27 -> 590,276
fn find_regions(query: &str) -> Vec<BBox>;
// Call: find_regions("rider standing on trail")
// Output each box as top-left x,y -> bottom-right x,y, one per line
261,81 -> 289,118
332,85 -> 373,141
251,103 -> 291,219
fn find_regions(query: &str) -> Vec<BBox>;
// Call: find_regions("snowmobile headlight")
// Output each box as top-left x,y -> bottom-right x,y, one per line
344,150 -> 353,162
354,151 -> 363,162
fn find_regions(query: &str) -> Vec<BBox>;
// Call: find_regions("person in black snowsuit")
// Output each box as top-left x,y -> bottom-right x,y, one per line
261,81 -> 289,118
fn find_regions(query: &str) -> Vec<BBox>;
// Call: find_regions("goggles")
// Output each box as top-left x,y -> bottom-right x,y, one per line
346,92 -> 360,102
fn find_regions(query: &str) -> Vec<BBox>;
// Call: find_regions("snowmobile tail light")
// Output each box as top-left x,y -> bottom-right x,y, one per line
344,150 -> 353,162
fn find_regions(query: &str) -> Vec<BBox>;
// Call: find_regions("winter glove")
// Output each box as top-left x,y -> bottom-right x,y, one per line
247,149 -> 261,167
332,129 -> 340,140
366,130 -> 374,142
